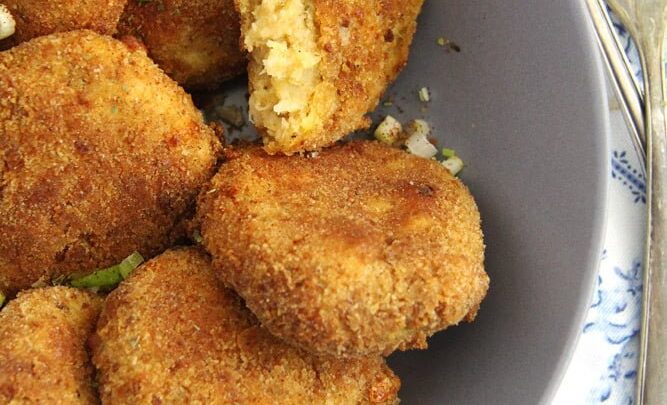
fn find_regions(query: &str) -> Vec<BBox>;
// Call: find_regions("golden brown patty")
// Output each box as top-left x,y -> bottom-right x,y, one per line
0,0 -> 127,49
236,0 -> 424,154
197,141 -> 489,357
91,247 -> 400,404
117,0 -> 245,89
0,31 -> 222,294
0,287 -> 102,404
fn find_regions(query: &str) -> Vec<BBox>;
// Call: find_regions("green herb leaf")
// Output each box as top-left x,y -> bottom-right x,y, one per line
118,252 -> 144,279
442,148 -> 457,159
70,251 -> 144,290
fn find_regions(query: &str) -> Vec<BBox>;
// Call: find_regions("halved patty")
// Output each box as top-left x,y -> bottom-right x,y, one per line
0,287 -> 102,404
0,30 -> 222,294
197,141 -> 489,357
236,0 -> 424,154
91,247 -> 400,404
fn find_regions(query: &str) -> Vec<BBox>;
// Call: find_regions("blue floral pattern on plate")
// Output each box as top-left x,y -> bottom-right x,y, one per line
586,258 -> 642,404
552,18 -> 648,404
611,150 -> 646,204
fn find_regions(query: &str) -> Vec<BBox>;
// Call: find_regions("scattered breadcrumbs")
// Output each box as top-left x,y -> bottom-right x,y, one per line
436,36 -> 461,53
418,87 -> 430,102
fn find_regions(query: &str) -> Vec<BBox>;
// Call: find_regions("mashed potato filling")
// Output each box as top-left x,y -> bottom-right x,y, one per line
244,0 -> 334,146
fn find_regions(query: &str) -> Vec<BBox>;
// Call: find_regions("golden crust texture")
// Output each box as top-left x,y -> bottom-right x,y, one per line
0,0 -> 127,49
117,0 -> 245,89
91,247 -> 400,404
236,0 -> 425,154
0,287 -> 102,404
0,31 -> 222,294
197,141 -> 489,357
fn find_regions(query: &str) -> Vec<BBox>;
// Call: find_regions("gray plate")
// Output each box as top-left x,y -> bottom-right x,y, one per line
384,1 -> 609,404
218,0 -> 609,403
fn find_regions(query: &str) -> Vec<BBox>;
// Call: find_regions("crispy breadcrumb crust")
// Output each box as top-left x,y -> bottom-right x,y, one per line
197,141 -> 489,357
0,287 -> 102,404
117,0 -> 245,89
236,0 -> 425,154
91,248 -> 400,404
0,31 -> 222,294
0,0 -> 127,49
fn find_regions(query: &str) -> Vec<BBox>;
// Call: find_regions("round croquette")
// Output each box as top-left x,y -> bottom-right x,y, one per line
117,0 -> 245,90
196,141 -> 489,357
0,287 -> 102,404
0,31 -> 222,294
91,247 -> 400,404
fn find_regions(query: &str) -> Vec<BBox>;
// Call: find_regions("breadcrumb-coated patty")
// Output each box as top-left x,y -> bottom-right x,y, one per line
0,0 -> 127,49
0,31 -> 222,295
91,247 -> 400,404
197,141 -> 489,357
0,287 -> 102,404
236,0 -> 424,154
117,0 -> 245,90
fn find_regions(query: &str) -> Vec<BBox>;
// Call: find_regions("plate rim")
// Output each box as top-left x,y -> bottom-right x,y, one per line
541,0 -> 612,402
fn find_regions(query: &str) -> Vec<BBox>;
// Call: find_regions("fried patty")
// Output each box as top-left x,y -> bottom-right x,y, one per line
117,0 -> 245,90
197,141 -> 489,357
0,31 -> 222,294
0,287 -> 102,404
91,247 -> 400,404
0,0 -> 127,49
235,0 -> 424,154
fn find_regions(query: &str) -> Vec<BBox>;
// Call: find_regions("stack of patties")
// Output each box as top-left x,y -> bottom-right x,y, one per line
0,1 -> 489,404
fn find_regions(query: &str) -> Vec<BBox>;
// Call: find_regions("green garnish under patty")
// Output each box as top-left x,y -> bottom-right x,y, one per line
192,230 -> 204,244
0,291 -> 5,308
70,252 -> 144,290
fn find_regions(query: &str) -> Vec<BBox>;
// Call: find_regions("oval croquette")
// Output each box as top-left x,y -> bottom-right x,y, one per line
117,0 -> 245,90
0,0 -> 127,49
0,287 -> 102,404
91,248 -> 400,404
197,141 -> 489,357
236,0 -> 425,154
0,31 -> 222,294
